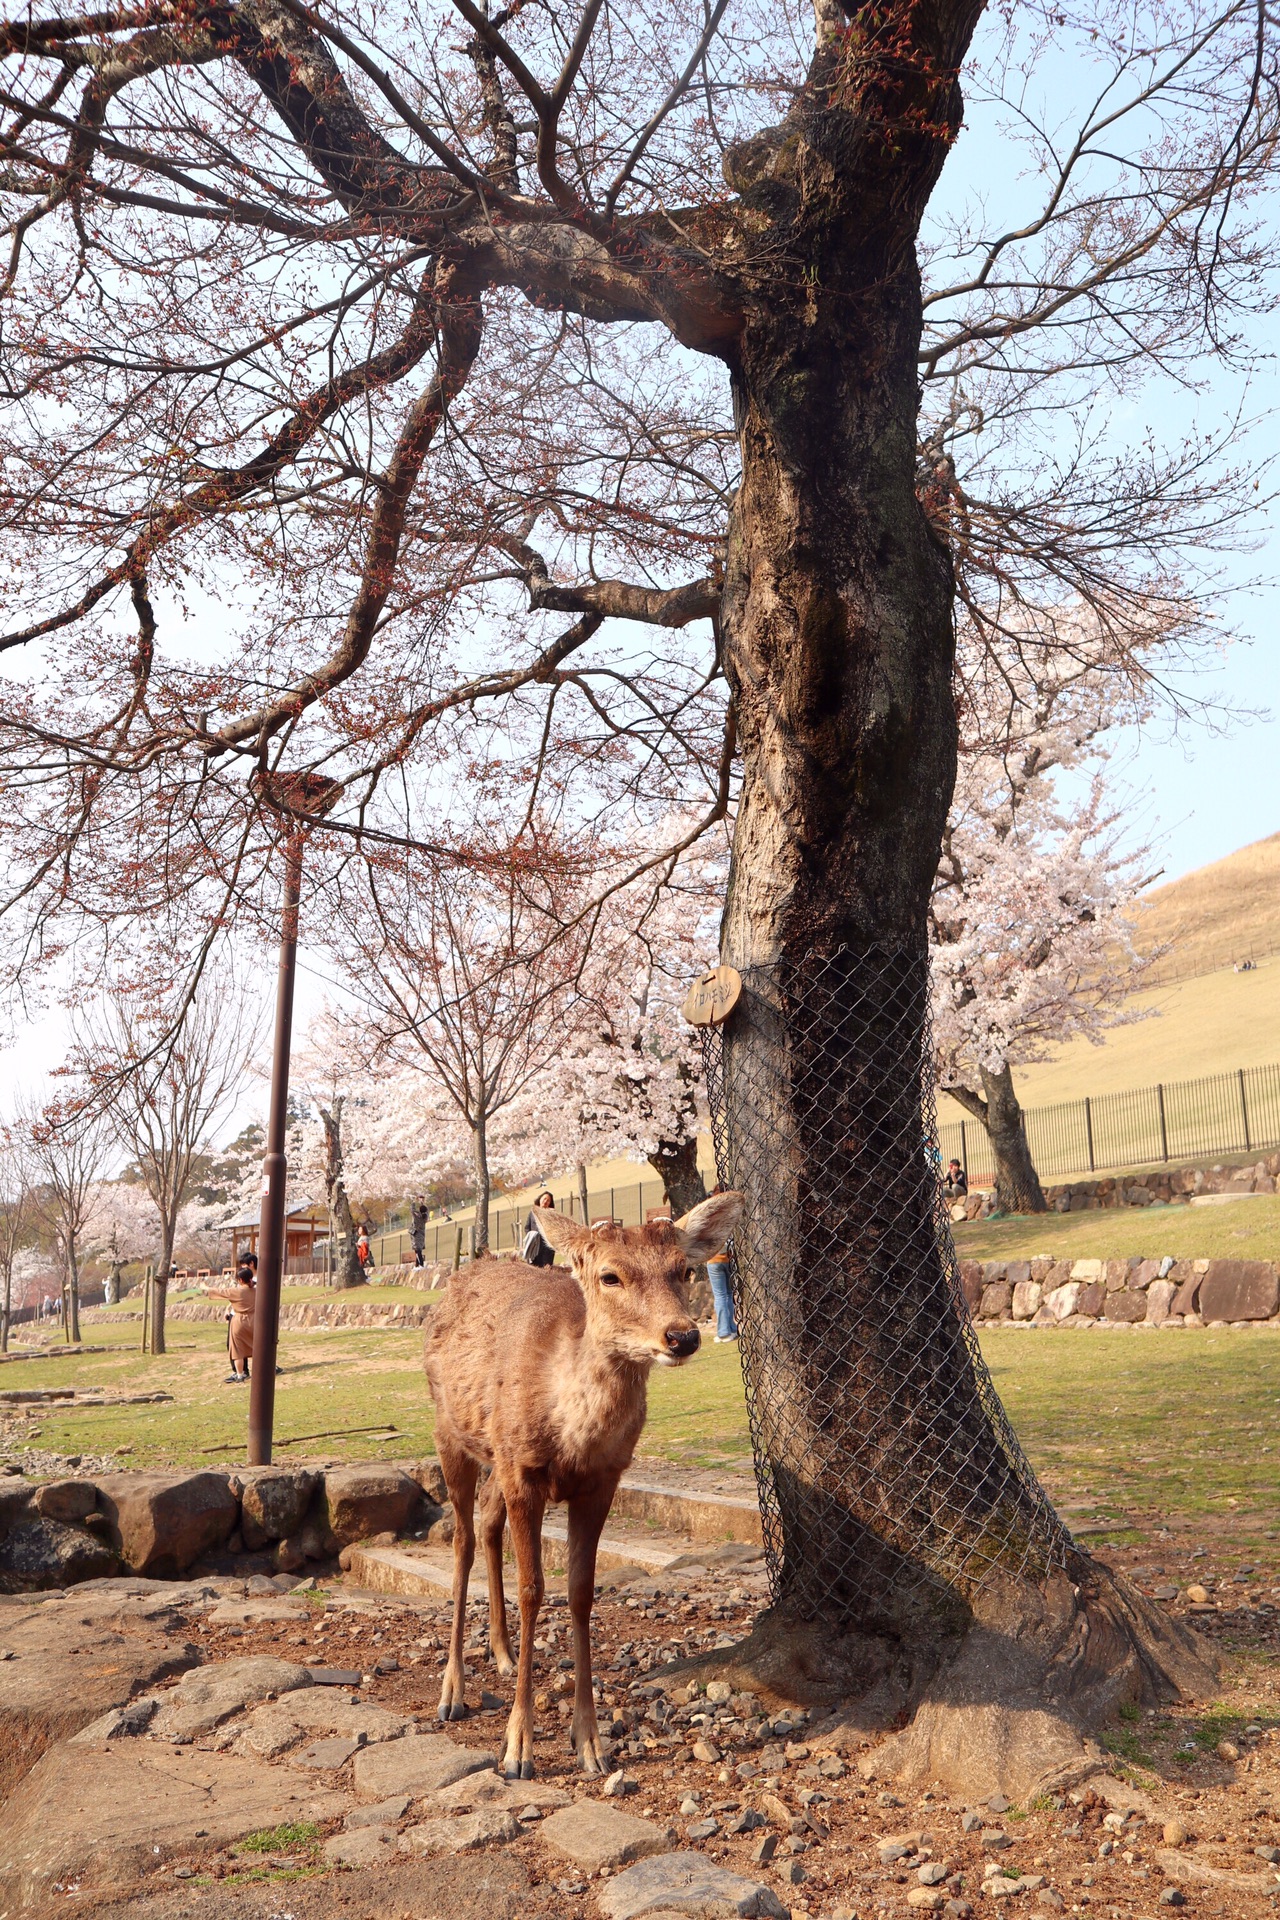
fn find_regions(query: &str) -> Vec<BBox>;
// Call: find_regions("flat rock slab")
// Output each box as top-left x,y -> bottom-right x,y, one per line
325,1825 -> 399,1867
599,1853 -> 791,1920
346,1795 -> 412,1827
539,1801 -> 677,1872
151,1655 -> 311,1739
0,1728 -> 348,1912
47,1853 -> 533,1920
400,1809 -> 522,1855
289,1735 -> 361,1769
353,1732 -> 496,1801
429,1769 -> 571,1813
0,1595 -> 200,1799
237,1685 -> 410,1750
206,1599 -> 311,1626
1156,1849 -> 1280,1892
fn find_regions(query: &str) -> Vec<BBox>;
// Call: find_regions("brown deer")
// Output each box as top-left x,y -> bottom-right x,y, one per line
423,1189 -> 743,1779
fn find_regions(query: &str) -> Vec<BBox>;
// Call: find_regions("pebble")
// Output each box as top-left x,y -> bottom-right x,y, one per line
962,1812 -> 983,1833
1036,1894 -> 1064,1912
1186,1584 -> 1210,1604
1217,1740 -> 1240,1762
752,1833 -> 778,1865
781,1859 -> 806,1885
1162,1820 -> 1189,1847
705,1681 -> 733,1704
691,1739 -> 721,1764
919,1862 -> 950,1885
679,1795 -> 701,1817
908,1892 -> 946,1912
1158,1891 -> 1187,1907
604,1771 -> 640,1798
982,1831 -> 1013,1850
687,1818 -> 719,1842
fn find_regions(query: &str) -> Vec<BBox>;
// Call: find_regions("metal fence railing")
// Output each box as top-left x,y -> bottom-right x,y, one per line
941,1060 -> 1280,1187
350,1176 -> 671,1273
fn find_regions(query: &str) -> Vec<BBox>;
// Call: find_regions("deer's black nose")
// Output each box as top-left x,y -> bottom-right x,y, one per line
665,1324 -> 700,1358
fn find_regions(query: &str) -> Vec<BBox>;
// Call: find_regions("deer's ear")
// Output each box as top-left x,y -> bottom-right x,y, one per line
533,1207 -> 591,1259
673,1190 -> 744,1264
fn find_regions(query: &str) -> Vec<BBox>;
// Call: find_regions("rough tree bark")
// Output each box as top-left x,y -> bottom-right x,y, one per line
949,1066 -> 1048,1213
706,0 -> 1212,1795
647,1136 -> 706,1219
319,1100 -> 366,1289
149,1223 -> 174,1354
471,1114 -> 491,1253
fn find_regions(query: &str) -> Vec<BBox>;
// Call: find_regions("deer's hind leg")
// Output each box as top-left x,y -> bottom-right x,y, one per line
479,1471 -> 514,1677
437,1435 -> 480,1722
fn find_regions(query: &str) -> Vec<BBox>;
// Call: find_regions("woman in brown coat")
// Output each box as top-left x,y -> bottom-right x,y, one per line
203,1264 -> 255,1383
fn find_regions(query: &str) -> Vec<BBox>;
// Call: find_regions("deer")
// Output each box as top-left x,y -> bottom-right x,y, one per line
423,1188 -> 744,1780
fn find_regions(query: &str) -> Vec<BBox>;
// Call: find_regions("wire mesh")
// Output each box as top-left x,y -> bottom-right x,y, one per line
700,943 -> 1071,1623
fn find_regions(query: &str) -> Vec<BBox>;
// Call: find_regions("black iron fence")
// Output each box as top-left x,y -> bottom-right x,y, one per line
354,1176 -> 672,1272
941,1060 -> 1280,1186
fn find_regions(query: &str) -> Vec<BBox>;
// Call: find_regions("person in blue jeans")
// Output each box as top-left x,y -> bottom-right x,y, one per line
704,1189 -> 738,1343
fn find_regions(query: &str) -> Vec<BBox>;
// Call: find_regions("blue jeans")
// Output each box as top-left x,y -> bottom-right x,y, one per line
707,1262 -> 737,1340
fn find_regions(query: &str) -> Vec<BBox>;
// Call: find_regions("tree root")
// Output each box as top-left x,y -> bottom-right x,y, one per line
665,1552 -> 1217,1801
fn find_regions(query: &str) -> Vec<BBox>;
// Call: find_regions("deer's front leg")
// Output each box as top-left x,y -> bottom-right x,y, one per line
567,1482 -> 614,1776
499,1476 -> 546,1779
437,1442 -> 479,1722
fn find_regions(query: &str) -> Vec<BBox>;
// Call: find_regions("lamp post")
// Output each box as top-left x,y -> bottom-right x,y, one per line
248,771 -> 341,1467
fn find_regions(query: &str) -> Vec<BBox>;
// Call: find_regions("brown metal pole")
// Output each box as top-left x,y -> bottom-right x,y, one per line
248,832 -> 304,1466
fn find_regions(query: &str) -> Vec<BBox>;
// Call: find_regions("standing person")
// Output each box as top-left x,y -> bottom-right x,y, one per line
705,1187 -> 738,1344
410,1196 -> 428,1268
203,1263 -> 255,1384
356,1226 -> 375,1274
523,1190 -> 557,1267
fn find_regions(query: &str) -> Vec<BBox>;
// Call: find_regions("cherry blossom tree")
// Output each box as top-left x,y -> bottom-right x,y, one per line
3,0 -> 1273,1786
24,1097 -> 111,1343
0,1125 -> 34,1349
85,1178 -> 160,1301
83,980 -> 260,1351
931,615 -> 1159,1210
329,834 -> 599,1250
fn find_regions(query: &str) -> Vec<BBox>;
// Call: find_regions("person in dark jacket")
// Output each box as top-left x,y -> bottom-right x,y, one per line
523,1190 -> 557,1266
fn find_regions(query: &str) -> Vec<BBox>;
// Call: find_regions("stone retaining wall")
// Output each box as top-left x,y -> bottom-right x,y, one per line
0,1458 -> 449,1593
961,1254 -> 1280,1328
957,1152 -> 1280,1220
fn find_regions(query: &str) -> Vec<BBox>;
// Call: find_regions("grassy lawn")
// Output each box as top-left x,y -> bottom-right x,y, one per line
6,1326 -> 1280,1547
954,1192 -> 1280,1263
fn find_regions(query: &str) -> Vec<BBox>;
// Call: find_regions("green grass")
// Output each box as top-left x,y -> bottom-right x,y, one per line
236,1824 -> 320,1854
954,1192 -> 1280,1263
7,1324 -> 1280,1537
982,1325 -> 1280,1523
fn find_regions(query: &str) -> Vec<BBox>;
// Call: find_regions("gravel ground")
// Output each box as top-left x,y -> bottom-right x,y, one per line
83,1515 -> 1280,1920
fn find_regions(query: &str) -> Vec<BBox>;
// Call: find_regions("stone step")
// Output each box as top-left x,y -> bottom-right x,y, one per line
344,1520 -> 691,1601
612,1477 -> 761,1547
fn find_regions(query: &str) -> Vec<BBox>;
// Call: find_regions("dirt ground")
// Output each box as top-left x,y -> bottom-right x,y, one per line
45,1511 -> 1280,1920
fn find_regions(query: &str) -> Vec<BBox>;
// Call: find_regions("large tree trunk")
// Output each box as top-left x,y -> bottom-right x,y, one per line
647,1136 -> 706,1218
706,63 -> 1212,1792
471,1116 -> 491,1253
950,1067 -> 1048,1213
150,1225 -> 172,1354
320,1100 -> 366,1288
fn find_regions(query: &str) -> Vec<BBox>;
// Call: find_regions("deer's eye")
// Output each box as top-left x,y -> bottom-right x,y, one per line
599,1270 -> 623,1287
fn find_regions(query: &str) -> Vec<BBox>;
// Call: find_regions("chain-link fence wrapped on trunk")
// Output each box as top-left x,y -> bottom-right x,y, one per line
700,944 -> 1070,1630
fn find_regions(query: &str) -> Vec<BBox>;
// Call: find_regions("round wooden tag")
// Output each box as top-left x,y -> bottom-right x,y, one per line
682,964 -> 743,1027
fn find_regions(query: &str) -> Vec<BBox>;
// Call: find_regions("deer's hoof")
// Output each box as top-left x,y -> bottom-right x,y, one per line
492,1651 -> 515,1678
501,1753 -> 535,1780
438,1700 -> 469,1723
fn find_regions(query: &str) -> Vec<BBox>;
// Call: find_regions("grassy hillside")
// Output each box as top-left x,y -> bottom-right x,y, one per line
936,833 -> 1280,1122
1134,830 -> 1280,979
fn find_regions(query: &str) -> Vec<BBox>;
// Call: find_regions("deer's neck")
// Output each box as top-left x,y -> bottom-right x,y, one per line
549,1329 -> 649,1481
